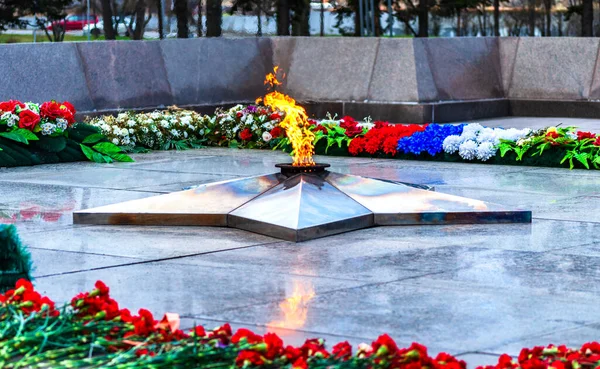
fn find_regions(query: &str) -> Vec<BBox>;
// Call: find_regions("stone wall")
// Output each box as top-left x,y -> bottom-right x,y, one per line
3,37 -> 600,123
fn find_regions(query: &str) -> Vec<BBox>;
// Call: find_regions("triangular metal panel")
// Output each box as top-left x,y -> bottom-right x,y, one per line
323,172 -> 531,225
73,173 -> 285,226
228,174 -> 374,241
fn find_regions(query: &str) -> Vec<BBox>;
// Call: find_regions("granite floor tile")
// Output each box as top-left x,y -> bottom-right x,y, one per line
34,262 -> 367,318
21,225 -> 277,259
29,248 -> 139,277
0,168 -> 232,190
194,278 -> 592,354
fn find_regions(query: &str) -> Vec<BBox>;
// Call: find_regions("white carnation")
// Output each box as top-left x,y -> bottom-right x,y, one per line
476,141 -> 496,161
112,138 -> 119,145
462,123 -> 483,136
443,135 -> 462,154
458,140 -> 478,160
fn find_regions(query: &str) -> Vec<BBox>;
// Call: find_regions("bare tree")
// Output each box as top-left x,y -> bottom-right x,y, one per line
417,0 -> 429,36
542,0 -> 551,35
527,0 -> 535,35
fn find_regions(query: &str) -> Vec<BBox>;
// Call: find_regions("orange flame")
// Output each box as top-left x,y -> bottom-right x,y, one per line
257,67 -> 315,166
267,281 -> 315,329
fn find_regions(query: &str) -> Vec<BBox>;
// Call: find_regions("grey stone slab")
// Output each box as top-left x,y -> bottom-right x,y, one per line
412,39 -> 439,102
198,279 -> 594,353
33,261 -> 366,317
21,225 -> 276,259
284,37 -> 379,101
368,39 -> 419,102
129,155 -> 283,176
0,167 -> 229,190
498,37 -> 520,95
509,38 -> 600,100
418,37 -> 503,101
531,195 -> 600,223
77,41 -> 173,110
485,323 -> 600,356
30,248 -> 139,277
270,37 -> 297,82
161,38 -> 270,106
0,43 -> 93,111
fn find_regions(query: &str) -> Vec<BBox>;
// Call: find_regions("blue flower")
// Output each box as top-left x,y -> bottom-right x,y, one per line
397,124 -> 465,156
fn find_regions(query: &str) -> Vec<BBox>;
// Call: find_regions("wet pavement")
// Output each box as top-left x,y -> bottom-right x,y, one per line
1,147 -> 600,366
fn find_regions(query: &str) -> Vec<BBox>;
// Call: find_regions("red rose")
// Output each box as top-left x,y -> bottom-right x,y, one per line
0,100 -> 24,113
18,110 -> 40,131
270,112 -> 281,120
545,131 -> 560,139
239,128 -> 253,141
270,126 -> 285,138
236,112 -> 243,119
40,101 -> 75,124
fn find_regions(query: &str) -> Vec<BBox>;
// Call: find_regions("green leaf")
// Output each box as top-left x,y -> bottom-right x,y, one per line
14,129 -> 38,141
499,145 -> 513,158
335,136 -> 345,148
574,152 -> 590,169
82,133 -> 106,144
109,153 -> 135,162
228,140 -> 239,149
79,144 -> 96,162
92,142 -> 122,155
0,131 -> 30,145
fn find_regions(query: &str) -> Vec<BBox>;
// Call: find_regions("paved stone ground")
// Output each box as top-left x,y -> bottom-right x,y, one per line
2,147 -> 600,367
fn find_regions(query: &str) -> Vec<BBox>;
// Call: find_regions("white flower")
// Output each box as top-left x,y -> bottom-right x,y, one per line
117,113 -> 128,121
458,140 -> 478,160
56,118 -> 68,130
129,128 -> 134,134
170,129 -> 180,137
183,131 -> 188,139
566,131 -> 578,140
40,123 -> 55,135
112,138 -> 120,145
262,131 -> 273,142
462,123 -> 483,136
160,119 -> 170,128
150,112 -> 161,120
443,135 -> 462,154
127,119 -> 137,127
120,128 -> 129,137
121,137 -> 131,145
476,141 -> 496,161
1,112 -> 18,127
141,127 -> 149,133
180,116 -> 192,125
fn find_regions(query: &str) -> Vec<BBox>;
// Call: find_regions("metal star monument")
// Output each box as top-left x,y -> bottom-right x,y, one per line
73,164 -> 531,242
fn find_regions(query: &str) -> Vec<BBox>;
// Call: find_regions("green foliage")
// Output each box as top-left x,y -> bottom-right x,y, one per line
0,129 -> 39,145
0,225 -> 32,292
79,141 -> 134,164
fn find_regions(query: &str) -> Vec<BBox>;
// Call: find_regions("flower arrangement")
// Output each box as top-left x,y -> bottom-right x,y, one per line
0,279 -> 467,369
442,124 -> 531,162
207,104 -> 284,149
87,108 -> 209,151
2,279 -> 600,369
348,121 -> 427,156
0,100 -> 76,145
0,100 -> 132,167
498,126 -> 600,169
397,124 -> 465,157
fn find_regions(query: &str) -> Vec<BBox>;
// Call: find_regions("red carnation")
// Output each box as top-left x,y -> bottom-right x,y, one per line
292,357 -> 308,369
332,341 -> 352,360
18,109 -> 40,131
193,325 -> 206,337
270,126 -> 285,138
264,333 -> 284,359
313,124 -> 328,134
340,116 -> 363,138
236,350 -> 265,367
231,328 -> 263,344
270,112 -> 281,120
348,137 -> 365,156
0,100 -> 25,113
239,128 -> 253,141
372,334 -> 399,357
577,131 -> 596,140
